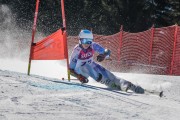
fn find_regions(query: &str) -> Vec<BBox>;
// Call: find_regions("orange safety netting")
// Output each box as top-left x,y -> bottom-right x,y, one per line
67,25 -> 180,76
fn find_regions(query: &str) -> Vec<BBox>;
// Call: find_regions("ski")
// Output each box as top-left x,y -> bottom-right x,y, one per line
144,89 -> 163,97
62,79 -> 163,97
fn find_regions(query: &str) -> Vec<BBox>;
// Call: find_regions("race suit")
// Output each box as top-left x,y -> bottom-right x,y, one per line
69,42 -> 130,90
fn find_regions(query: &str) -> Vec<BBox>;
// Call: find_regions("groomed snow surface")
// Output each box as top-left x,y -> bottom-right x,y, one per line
0,59 -> 180,120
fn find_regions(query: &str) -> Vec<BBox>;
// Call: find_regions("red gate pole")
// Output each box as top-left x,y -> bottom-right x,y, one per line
170,24 -> 178,75
149,25 -> 154,64
27,0 -> 40,75
61,0 -> 66,28
61,0 -> 70,81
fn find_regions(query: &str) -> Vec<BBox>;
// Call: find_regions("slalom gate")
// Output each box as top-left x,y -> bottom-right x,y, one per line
68,25 -> 180,76
28,0 -> 71,80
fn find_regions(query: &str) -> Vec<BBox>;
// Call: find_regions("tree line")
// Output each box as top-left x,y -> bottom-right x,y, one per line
1,0 -> 180,35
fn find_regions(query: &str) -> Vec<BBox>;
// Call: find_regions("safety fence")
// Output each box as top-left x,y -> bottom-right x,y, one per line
67,25 -> 180,76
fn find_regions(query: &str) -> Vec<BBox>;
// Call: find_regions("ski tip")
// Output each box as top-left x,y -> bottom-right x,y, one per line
159,91 -> 163,97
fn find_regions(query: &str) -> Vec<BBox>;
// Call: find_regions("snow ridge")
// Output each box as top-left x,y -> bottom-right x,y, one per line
0,70 -> 180,120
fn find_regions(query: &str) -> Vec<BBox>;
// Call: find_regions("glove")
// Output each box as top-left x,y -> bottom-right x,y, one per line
77,74 -> 89,83
97,49 -> 111,62
69,69 -> 89,83
97,54 -> 106,62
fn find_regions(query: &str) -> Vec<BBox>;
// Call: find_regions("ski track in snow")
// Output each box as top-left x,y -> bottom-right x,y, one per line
0,70 -> 180,120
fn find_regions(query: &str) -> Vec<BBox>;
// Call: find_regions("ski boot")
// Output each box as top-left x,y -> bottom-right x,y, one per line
121,82 -> 144,94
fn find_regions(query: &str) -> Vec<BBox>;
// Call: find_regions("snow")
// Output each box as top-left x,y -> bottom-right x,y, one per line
0,59 -> 180,120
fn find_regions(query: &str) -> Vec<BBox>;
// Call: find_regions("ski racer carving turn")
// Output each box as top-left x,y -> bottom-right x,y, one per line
69,29 -> 145,94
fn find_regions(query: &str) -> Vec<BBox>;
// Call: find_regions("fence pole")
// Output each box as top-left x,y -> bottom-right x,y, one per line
149,25 -> 154,64
118,25 -> 123,62
170,24 -> 178,75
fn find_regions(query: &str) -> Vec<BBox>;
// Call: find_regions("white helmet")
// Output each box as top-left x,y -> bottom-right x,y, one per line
79,29 -> 93,44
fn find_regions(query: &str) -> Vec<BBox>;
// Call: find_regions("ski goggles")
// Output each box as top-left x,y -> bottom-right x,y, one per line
80,38 -> 93,44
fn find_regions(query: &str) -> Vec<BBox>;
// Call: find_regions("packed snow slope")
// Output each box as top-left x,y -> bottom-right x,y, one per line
0,69 -> 180,120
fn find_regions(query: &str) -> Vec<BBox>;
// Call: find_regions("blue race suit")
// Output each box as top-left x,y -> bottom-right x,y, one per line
69,42 -> 131,89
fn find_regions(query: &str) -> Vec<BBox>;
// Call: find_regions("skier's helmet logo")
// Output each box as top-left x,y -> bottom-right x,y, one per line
79,30 -> 93,44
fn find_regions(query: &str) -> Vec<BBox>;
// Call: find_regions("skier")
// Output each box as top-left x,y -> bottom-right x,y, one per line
69,29 -> 144,94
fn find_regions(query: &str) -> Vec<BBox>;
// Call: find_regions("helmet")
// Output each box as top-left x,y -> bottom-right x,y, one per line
79,29 -> 93,44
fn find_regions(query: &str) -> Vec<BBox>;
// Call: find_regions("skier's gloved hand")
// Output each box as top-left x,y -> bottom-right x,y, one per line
97,49 -> 111,62
77,74 -> 89,83
97,54 -> 106,62
69,69 -> 88,83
